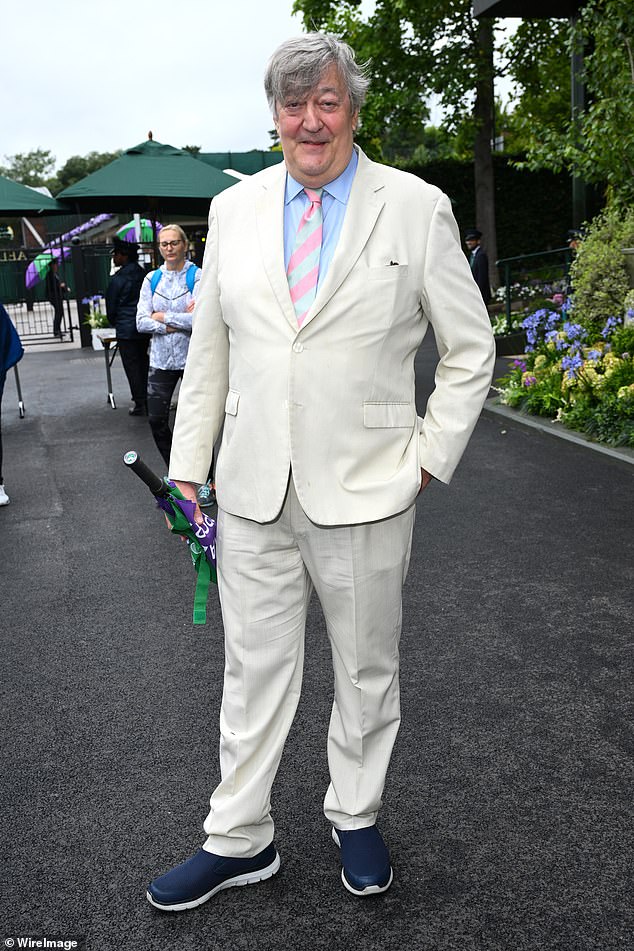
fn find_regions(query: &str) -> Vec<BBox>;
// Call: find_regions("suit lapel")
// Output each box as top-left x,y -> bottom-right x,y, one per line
301,149 -> 385,330
255,165 -> 298,331
254,149 -> 385,333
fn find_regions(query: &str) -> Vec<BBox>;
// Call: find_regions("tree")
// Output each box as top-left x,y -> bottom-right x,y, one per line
292,0 -> 434,162
0,149 -> 56,187
500,18 -> 570,156
54,151 -> 122,193
508,0 -> 634,208
182,145 -> 202,155
292,0 -> 503,283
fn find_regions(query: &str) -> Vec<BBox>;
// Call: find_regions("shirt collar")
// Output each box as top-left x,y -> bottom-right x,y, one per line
284,148 -> 358,205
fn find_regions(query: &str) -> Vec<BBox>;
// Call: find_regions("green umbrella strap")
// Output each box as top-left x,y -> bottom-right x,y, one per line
164,488 -> 216,625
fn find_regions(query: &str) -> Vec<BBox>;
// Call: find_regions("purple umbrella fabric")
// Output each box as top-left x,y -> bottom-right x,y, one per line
25,246 -> 71,289
116,218 -> 162,242
24,214 -> 115,289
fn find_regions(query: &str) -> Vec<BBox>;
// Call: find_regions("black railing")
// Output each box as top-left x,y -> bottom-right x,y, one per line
0,246 -> 76,345
496,246 -> 574,327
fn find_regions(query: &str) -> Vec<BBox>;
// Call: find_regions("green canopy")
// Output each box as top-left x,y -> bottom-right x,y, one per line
58,139 -> 238,216
0,174 -> 69,215
198,151 -> 284,177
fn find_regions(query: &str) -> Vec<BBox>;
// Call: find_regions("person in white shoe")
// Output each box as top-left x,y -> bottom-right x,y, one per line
0,300 -> 24,508
147,32 -> 495,911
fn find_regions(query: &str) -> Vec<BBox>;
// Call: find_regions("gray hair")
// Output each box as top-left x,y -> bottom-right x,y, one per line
264,33 -> 370,116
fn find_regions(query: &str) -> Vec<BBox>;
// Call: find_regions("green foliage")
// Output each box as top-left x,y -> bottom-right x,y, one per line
513,0 -> 634,207
496,206 -> 634,447
502,19 -> 570,155
405,156 -> 572,258
181,145 -> 202,155
291,0 -> 493,162
569,205 -> 634,336
0,148 -> 56,186
53,151 -> 122,194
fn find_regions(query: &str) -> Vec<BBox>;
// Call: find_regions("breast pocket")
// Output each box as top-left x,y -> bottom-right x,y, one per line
368,264 -> 409,282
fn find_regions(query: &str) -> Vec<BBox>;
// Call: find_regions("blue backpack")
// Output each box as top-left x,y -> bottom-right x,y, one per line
149,265 -> 199,296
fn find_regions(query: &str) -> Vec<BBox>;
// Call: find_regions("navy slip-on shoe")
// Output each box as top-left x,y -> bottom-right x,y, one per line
147,843 -> 280,912
332,826 -> 393,896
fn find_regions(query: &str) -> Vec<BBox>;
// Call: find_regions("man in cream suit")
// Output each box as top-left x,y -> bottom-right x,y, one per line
147,33 -> 495,912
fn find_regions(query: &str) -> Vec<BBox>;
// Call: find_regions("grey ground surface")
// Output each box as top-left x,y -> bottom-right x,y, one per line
1,338 -> 632,951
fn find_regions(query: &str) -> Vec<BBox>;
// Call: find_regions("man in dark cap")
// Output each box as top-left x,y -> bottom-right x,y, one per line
105,237 -> 149,415
464,228 -> 491,305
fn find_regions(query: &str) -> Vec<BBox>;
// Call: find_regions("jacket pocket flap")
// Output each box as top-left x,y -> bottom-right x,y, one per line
363,401 -> 414,428
225,390 -> 240,416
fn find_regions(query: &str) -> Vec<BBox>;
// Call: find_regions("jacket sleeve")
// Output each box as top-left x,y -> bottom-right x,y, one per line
135,276 -> 161,334
169,210 -> 229,483
417,193 -> 495,483
105,273 -> 121,326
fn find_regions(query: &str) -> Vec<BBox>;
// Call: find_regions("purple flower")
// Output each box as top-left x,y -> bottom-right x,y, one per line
562,352 -> 583,379
513,359 -> 527,371
586,349 -> 602,361
523,375 -> 537,387
601,316 -> 622,339
563,321 -> 585,341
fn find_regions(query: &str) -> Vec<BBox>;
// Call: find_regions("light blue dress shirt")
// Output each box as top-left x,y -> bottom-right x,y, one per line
283,148 -> 359,292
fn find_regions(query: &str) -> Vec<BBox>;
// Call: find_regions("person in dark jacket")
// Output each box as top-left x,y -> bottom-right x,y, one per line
0,300 -> 24,505
45,258 -> 68,337
464,228 -> 491,305
105,238 -> 149,415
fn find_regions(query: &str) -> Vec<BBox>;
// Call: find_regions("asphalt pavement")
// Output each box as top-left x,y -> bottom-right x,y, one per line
0,336 -> 632,951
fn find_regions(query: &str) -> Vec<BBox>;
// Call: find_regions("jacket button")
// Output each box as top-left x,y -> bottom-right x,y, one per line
292,341 -> 304,353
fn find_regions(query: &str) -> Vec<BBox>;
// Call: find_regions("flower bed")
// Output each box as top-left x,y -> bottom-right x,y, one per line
495,206 -> 634,449
496,312 -> 634,447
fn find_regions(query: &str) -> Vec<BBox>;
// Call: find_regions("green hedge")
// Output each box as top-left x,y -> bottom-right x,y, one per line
403,156 -> 603,260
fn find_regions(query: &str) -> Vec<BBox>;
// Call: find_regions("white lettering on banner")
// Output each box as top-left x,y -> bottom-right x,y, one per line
0,250 -> 27,262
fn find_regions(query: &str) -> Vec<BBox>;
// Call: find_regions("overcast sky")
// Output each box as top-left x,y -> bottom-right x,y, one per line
2,0 -> 313,170
3,1 -> 516,174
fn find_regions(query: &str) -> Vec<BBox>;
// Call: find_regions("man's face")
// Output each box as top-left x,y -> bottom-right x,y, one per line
274,64 -> 358,188
465,238 -> 479,252
112,250 -> 126,267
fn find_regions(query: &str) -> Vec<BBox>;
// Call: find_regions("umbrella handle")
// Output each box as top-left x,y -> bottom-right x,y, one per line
123,450 -> 169,497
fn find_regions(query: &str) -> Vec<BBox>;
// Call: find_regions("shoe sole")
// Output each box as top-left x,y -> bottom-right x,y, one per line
146,852 -> 281,912
331,828 -> 393,897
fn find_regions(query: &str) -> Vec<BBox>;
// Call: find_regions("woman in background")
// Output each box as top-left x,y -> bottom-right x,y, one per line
136,224 -> 214,506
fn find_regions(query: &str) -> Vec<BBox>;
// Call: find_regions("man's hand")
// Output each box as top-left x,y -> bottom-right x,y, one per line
419,468 -> 433,494
166,480 -> 204,530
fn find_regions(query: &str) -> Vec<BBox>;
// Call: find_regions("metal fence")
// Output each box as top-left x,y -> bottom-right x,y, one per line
496,246 -> 574,326
0,246 -> 78,345
0,243 -> 141,346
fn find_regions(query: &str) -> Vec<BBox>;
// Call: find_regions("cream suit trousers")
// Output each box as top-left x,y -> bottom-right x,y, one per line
202,476 -> 416,858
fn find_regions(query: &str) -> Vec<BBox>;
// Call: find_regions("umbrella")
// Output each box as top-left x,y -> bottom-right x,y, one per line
116,217 -> 162,242
25,246 -> 71,289
123,451 -> 217,625
0,173 -> 69,215
58,139 -> 238,216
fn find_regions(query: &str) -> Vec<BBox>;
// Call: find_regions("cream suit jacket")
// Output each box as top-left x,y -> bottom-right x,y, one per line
169,147 -> 495,526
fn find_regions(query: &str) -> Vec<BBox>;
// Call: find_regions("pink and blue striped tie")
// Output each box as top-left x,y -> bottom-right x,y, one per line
287,187 -> 323,326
